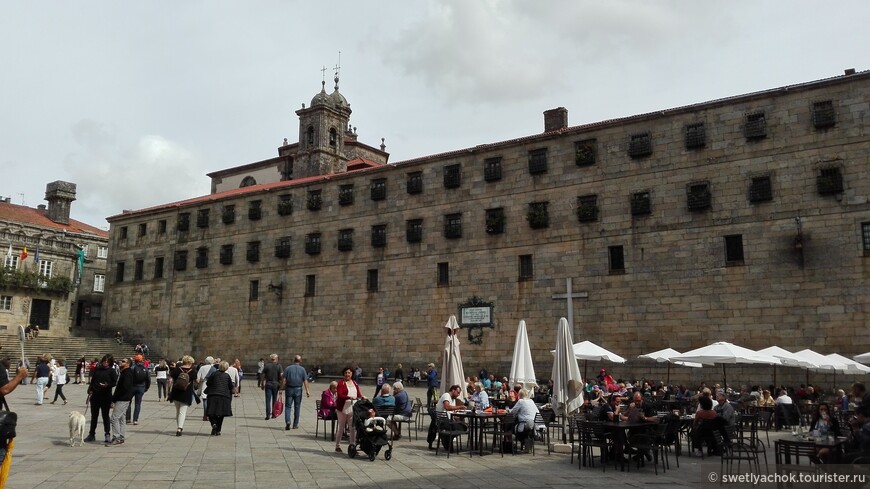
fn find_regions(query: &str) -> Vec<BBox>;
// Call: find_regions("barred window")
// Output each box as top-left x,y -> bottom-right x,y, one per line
197,209 -> 210,228
631,192 -> 651,216
407,172 -> 423,194
174,250 -> 188,271
177,213 -> 190,232
406,219 -> 423,243
749,176 -> 773,203
338,229 -> 354,252
219,245 -> 233,265
275,237 -> 291,258
305,233 -> 321,255
862,222 -> 870,256
371,179 -> 387,201
685,122 -> 706,149
277,194 -> 293,216
628,132 -> 652,158
248,200 -> 262,220
444,164 -> 461,189
339,184 -> 354,206
528,148 -> 548,175
195,247 -> 208,269
222,204 -> 235,224
246,241 -> 260,262
444,213 -> 462,239
484,157 -> 502,182
812,100 -> 835,129
574,139 -> 596,166
518,255 -> 533,280
371,225 -> 387,248
577,195 -> 599,222
744,112 -> 767,140
485,208 -> 505,234
307,190 -> 322,211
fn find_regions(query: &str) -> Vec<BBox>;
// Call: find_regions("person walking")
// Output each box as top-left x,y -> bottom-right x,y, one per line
154,359 -> 170,401
205,361 -> 234,435
281,355 -> 310,430
168,355 -> 196,436
85,354 -> 117,443
196,356 -> 217,421
50,359 -> 68,404
335,366 -> 363,453
256,358 -> 265,388
425,363 -> 438,407
107,357 -> 135,446
74,356 -> 86,384
261,354 -> 282,420
130,355 -> 151,424
32,356 -> 51,405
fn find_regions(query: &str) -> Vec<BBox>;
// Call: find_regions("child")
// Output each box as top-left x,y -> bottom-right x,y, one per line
364,408 -> 386,432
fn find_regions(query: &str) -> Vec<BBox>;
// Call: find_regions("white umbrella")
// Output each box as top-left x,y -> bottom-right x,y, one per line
670,341 -> 779,389
440,315 -> 466,402
509,320 -> 538,393
792,349 -> 844,371
637,347 -> 703,385
825,354 -> 870,374
757,345 -> 816,387
855,352 -> 870,364
551,317 -> 584,443
570,340 -> 626,380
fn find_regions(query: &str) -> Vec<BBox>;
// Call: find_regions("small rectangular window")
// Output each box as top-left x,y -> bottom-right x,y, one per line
154,257 -> 164,279
307,190 -> 322,211
277,195 -> 293,216
407,172 -> 423,194
38,260 -> 53,278
749,176 -> 773,203
197,209 -> 210,228
134,259 -> 144,280
687,182 -> 712,211
608,246 -> 625,274
115,262 -> 126,282
305,233 -> 321,255
119,226 -> 128,240
158,220 -> 167,234
93,274 -> 105,293
138,223 -> 147,237
528,148 -> 548,175
305,275 -> 316,297
444,213 -> 462,239
527,202 -> 549,229
484,157 -> 502,182
574,139 -> 596,166
367,269 -> 379,292
518,255 -> 533,280
371,225 -> 387,248
628,132 -> 652,158
174,250 -> 188,271
177,213 -> 190,232
631,192 -> 652,216
247,241 -> 260,262
248,200 -> 262,220
371,179 -> 387,201
817,167 -> 843,195
195,247 -> 208,269
249,280 -> 259,301
339,184 -> 355,206
338,229 -> 354,252
3,255 -> 18,270
812,100 -> 835,129
862,222 -> 870,256
485,208 -> 505,234
0,296 -> 11,311
725,235 -> 745,265
90,305 -> 102,319
744,112 -> 767,140
97,246 -> 109,259
444,164 -> 461,189
406,219 -> 423,243
685,122 -> 706,149
437,262 -> 449,286
275,237 -> 291,258
577,195 -> 599,222
220,245 -> 234,265
222,205 -> 236,224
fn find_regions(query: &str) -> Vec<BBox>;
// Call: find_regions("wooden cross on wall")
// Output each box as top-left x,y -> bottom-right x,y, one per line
551,278 -> 588,338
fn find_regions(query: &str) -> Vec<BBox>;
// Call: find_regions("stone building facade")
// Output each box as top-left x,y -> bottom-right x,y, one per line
0,181 -> 109,336
104,71 -> 870,386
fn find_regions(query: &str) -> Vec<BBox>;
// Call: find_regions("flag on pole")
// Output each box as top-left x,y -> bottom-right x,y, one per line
19,247 -> 27,262
33,246 -> 40,265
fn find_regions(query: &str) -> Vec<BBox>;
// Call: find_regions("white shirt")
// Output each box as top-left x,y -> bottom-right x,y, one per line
53,366 -> 67,385
197,364 -> 214,398
436,392 -> 455,414
226,366 -> 240,388
776,394 -> 793,405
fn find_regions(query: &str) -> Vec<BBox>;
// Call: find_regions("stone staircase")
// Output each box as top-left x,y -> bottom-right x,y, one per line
0,334 -> 146,364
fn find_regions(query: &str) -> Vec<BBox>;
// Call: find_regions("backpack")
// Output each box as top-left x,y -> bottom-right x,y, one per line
174,370 -> 191,391
133,364 -> 148,384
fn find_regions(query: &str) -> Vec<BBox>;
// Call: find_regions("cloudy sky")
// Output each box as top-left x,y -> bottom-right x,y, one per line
2,1 -> 868,229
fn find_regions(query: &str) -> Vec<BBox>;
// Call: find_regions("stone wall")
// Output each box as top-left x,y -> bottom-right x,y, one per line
103,72 -> 870,390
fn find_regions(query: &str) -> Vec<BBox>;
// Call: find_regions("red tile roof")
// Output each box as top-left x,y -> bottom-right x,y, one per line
0,202 -> 108,238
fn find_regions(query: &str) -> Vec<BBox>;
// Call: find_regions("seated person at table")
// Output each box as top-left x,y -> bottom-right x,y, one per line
470,382 -> 489,410
692,395 -> 722,456
804,385 -> 819,403
623,392 -> 657,423
759,389 -> 776,407
427,384 -> 466,450
588,385 -> 605,404
509,389 -> 541,451
533,386 -> 549,404
844,404 -> 870,463
596,368 -> 619,393
602,394 -> 623,422
810,402 -> 841,463
836,389 -> 849,413
372,384 -> 395,412
714,393 -> 736,429
364,408 -> 386,432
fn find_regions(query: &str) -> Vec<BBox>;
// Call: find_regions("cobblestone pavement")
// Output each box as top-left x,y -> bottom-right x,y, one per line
5,380 -> 789,488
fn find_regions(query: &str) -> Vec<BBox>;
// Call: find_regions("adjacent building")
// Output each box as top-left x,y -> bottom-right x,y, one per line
103,70 -> 870,384
0,181 -> 109,336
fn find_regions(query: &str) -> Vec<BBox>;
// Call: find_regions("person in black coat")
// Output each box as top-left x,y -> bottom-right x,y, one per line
205,361 -> 234,436
85,354 -> 118,443
107,357 -> 136,446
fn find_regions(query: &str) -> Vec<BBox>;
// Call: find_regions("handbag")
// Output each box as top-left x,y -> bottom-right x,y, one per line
272,392 -> 284,417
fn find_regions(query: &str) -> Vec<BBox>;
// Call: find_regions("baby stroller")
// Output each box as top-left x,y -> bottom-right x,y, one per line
348,399 -> 393,461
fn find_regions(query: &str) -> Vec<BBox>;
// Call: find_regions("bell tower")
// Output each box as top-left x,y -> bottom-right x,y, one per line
293,73 -> 352,178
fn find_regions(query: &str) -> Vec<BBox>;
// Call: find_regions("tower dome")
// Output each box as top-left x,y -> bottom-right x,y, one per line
329,75 -> 349,110
310,81 -> 330,107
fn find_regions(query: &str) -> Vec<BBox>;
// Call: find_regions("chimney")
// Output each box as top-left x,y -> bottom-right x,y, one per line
44,181 -> 76,225
544,107 -> 568,132
845,68 -> 856,75
37,204 -> 46,210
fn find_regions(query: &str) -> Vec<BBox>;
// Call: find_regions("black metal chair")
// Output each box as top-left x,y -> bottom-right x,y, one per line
577,420 -> 612,471
392,402 -> 420,441
314,400 -> 335,441
434,412 -> 467,459
484,413 -> 516,457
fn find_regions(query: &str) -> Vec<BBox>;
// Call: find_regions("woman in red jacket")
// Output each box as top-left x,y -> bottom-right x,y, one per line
334,367 -> 365,453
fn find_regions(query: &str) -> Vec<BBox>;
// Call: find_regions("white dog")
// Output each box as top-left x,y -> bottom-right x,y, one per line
68,411 -> 86,447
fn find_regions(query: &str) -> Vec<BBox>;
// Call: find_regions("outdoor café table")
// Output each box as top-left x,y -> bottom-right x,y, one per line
784,435 -> 849,465
601,420 -> 659,470
450,410 -> 507,456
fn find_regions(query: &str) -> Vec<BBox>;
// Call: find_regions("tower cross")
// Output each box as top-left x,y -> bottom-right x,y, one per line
320,65 -> 327,82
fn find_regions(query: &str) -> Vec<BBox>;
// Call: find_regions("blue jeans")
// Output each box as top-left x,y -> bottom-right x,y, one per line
284,387 -> 303,427
133,384 -> 146,422
264,382 -> 278,417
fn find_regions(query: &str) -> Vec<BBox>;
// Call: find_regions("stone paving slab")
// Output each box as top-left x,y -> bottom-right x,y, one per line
3,380 -> 788,488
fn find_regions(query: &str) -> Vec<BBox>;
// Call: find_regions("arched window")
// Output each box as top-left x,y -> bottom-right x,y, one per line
307,126 -> 315,145
240,176 -> 257,188
329,128 -> 338,147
